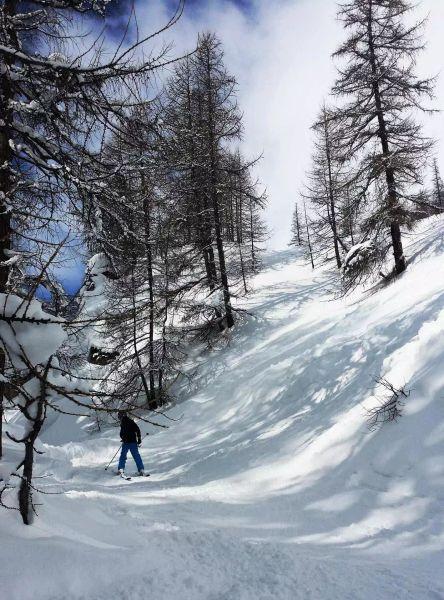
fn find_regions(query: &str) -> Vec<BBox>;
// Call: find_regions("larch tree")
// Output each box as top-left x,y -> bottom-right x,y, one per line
304,105 -> 349,268
223,149 -> 267,288
431,159 -> 444,209
332,0 -> 435,276
290,202 -> 302,247
161,33 -> 266,333
192,32 -> 243,329
90,104 -> 182,410
77,31 -> 267,411
246,192 -> 268,273
162,54 -> 223,327
0,0 -> 182,523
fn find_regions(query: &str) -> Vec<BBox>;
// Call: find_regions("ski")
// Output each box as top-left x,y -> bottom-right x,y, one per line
116,471 -> 131,481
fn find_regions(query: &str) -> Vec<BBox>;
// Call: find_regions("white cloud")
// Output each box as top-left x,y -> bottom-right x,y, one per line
135,0 -> 444,248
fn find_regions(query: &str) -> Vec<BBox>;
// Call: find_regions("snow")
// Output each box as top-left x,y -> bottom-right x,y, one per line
0,293 -> 66,369
202,288 -> 224,308
2,216 -> 444,598
342,239 -> 376,273
87,253 -> 112,277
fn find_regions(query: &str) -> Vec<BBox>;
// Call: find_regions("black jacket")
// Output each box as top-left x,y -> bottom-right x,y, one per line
120,416 -> 141,444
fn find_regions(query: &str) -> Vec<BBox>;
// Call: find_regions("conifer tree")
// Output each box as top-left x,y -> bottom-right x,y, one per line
290,203 -> 302,247
0,0 -> 182,522
161,33 -> 266,331
332,0 -> 435,276
75,32 -> 267,415
432,159 -> 444,209
304,106 -> 349,268
192,33 -> 242,328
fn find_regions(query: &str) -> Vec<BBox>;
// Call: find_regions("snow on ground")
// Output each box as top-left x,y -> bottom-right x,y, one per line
2,216 -> 444,599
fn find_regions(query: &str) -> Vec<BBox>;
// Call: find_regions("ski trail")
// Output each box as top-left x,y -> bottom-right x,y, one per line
2,216 -> 444,599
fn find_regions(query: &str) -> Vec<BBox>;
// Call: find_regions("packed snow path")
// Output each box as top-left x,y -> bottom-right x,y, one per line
2,217 -> 444,599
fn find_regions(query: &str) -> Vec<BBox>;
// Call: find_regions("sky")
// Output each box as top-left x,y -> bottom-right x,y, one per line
61,0 -> 444,291
119,0 -> 444,244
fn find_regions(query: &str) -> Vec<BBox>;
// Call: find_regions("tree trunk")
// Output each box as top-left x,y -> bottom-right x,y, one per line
142,184 -> 156,405
158,226 -> 171,397
249,203 -> 257,271
346,191 -> 355,246
323,110 -> 342,269
433,160 -> 443,208
235,196 -> 247,292
19,376 -> 46,525
191,87 -> 222,325
238,241 -> 248,295
229,187 -> 235,242
367,2 -> 406,275
205,52 -> 234,329
0,0 -> 17,460
198,214 -> 224,328
0,352 -> 4,459
304,203 -> 315,269
130,264 -> 153,408
210,186 -> 234,328
296,206 -> 301,245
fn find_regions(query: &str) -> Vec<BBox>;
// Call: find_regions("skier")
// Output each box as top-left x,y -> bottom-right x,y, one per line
117,411 -> 146,476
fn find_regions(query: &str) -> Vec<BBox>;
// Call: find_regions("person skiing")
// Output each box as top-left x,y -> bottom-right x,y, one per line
117,411 -> 146,476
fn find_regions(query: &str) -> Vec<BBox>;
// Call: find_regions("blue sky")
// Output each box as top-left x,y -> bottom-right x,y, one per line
105,0 -> 255,37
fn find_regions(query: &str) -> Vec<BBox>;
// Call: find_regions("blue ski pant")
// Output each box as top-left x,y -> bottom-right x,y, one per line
118,443 -> 144,471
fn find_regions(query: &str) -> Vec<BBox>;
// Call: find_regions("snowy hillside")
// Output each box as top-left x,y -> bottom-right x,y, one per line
2,216 -> 444,600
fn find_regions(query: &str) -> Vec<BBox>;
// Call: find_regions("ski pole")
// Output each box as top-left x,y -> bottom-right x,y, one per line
104,444 -> 122,471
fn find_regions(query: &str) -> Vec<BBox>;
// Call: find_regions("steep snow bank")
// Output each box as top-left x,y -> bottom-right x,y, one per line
2,216 -> 444,599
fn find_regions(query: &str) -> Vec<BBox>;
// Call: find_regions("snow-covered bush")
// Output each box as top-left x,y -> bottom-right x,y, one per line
341,240 -> 386,293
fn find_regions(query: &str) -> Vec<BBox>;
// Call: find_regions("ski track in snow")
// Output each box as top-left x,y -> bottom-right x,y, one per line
2,217 -> 444,599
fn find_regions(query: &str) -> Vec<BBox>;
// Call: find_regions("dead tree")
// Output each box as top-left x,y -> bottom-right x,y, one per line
366,377 -> 410,430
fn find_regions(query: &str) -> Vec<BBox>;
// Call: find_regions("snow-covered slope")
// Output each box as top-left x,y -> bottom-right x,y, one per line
2,217 -> 444,599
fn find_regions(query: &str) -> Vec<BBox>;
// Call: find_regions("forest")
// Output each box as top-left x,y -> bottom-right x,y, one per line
1,1 -> 444,599
0,0 -> 267,524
